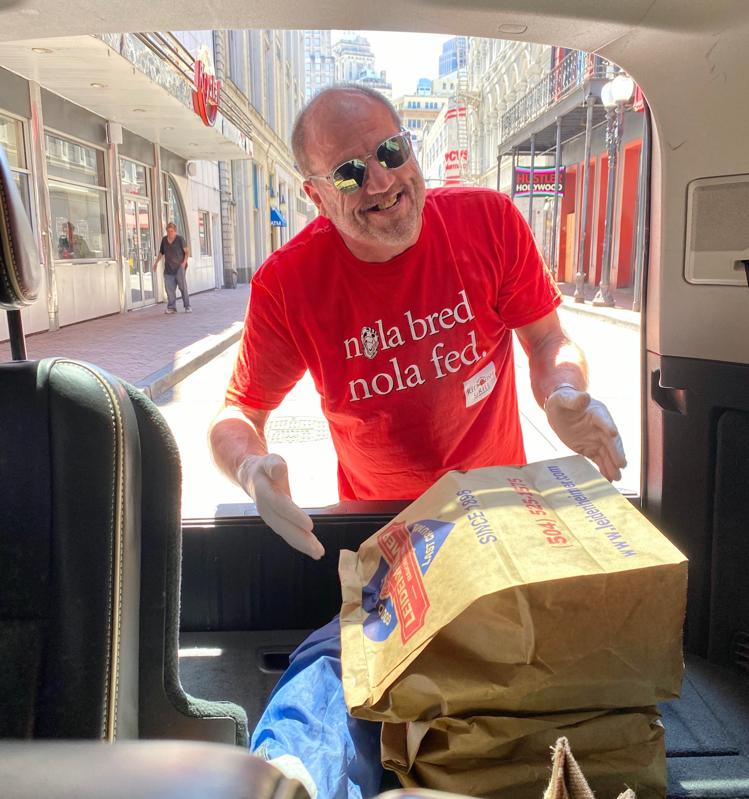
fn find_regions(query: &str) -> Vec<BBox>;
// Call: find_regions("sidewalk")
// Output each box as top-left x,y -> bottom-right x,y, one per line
556,282 -> 640,330
0,285 -> 250,398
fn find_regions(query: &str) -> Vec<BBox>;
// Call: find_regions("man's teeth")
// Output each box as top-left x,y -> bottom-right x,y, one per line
375,194 -> 399,211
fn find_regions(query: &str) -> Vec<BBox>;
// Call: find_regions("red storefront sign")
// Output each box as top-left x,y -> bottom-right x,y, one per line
192,58 -> 221,127
513,166 -> 565,197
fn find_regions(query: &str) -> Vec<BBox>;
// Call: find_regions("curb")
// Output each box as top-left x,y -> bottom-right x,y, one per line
136,321 -> 244,399
558,299 -> 640,331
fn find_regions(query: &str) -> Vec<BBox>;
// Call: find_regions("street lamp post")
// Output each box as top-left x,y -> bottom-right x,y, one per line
593,73 -> 635,307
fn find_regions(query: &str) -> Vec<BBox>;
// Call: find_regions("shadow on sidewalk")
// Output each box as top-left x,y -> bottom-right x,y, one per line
557,281 -> 636,311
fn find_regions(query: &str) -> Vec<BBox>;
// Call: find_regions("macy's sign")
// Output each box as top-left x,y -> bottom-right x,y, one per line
192,47 -> 221,127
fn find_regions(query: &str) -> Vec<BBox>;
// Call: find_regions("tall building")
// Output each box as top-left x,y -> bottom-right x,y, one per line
303,30 -> 336,100
439,36 -> 467,77
332,32 -> 375,82
331,32 -> 392,97
416,78 -> 432,96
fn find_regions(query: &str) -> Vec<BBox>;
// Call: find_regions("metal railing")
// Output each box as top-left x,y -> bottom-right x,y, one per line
500,51 -> 614,144
132,32 -> 254,143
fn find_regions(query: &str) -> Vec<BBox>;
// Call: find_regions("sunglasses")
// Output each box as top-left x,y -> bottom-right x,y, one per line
306,129 -> 412,194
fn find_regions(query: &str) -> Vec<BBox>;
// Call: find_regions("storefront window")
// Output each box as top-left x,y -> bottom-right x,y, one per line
1,113 -> 32,223
162,174 -> 187,239
198,210 -> 211,256
45,133 -> 106,187
45,132 -> 110,260
120,158 -> 148,196
0,115 -> 24,168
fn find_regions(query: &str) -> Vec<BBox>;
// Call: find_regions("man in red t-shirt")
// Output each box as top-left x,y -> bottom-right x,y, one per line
209,86 -> 626,560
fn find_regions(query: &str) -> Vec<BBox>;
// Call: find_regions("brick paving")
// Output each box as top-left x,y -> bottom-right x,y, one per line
0,286 -> 250,385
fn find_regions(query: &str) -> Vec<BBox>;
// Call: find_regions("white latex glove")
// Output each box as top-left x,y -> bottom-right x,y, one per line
237,453 -> 324,559
544,385 -> 627,482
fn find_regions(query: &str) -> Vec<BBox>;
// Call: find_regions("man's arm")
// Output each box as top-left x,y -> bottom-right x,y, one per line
153,239 -> 164,270
209,403 -> 271,484
209,404 -> 323,559
181,238 -> 189,268
514,310 -> 588,408
515,310 -> 626,482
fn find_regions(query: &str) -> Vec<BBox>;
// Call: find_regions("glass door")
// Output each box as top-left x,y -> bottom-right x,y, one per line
138,201 -> 154,302
124,197 -> 154,307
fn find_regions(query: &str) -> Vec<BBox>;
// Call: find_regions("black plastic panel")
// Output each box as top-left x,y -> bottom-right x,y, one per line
180,513 -> 399,632
709,410 -> 749,665
645,352 -> 749,657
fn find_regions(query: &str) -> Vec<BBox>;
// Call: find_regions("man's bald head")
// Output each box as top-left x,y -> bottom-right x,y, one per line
291,85 -> 401,177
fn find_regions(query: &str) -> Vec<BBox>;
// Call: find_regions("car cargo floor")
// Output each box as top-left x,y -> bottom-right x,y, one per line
178,635 -> 749,797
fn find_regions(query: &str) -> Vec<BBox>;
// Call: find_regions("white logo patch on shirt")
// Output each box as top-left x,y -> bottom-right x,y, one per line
360,326 -> 379,359
463,361 -> 497,407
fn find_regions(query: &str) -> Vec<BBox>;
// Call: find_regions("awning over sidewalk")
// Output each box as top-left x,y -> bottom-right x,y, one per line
270,207 -> 287,227
0,35 -> 252,160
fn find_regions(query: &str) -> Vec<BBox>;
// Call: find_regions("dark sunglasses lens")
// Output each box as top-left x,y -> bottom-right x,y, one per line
333,159 -> 367,193
377,133 -> 410,169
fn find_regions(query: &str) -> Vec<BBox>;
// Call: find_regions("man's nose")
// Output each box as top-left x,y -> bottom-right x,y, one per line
364,158 -> 396,194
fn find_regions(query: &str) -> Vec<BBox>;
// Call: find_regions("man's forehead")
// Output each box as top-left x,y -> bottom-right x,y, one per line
306,94 -> 398,166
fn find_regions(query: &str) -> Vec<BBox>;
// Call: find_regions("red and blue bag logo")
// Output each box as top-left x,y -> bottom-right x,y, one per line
362,519 -> 453,644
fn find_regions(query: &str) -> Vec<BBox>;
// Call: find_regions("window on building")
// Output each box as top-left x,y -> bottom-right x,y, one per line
45,131 -> 109,260
249,30 -> 263,112
162,174 -> 188,239
198,210 -> 211,256
120,158 -> 148,196
228,30 -> 247,94
252,162 -> 260,209
264,35 -> 276,130
0,113 -> 32,223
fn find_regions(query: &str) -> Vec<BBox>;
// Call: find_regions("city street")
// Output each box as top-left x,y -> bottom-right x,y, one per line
156,308 -> 641,520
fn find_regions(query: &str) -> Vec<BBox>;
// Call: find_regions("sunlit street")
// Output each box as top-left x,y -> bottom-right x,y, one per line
156,308 -> 640,519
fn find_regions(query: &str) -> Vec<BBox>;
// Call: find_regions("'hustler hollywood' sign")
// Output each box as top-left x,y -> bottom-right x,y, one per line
192,57 -> 221,127
513,166 -> 565,197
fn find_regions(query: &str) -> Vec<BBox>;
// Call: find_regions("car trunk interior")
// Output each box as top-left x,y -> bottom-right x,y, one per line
178,507 -> 749,797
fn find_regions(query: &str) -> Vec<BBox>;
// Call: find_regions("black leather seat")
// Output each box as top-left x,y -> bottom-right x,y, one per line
0,143 -> 247,745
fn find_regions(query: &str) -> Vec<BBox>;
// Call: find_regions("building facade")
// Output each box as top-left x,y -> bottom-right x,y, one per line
0,30 -> 253,340
392,92 -> 446,157
303,30 -> 336,101
331,33 -> 392,98
332,33 -> 375,82
218,28 -> 310,283
0,26 -> 313,340
464,37 -> 646,296
438,36 -> 467,77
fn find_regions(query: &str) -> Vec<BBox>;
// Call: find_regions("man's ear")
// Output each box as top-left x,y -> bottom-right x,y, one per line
303,180 -> 325,213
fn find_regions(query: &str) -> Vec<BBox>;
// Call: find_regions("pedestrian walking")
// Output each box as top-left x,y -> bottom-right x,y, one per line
154,222 -> 191,313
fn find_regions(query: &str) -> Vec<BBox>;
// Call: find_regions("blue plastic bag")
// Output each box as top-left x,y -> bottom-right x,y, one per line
251,617 -> 384,799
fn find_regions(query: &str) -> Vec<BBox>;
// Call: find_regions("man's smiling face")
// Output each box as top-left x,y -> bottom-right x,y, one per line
302,91 -> 426,263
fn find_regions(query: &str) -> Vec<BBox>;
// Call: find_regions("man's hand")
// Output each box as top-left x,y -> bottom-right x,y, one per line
544,386 -> 626,482
237,453 -> 324,559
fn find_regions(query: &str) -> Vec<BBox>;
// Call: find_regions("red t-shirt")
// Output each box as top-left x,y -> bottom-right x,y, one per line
226,188 -> 561,501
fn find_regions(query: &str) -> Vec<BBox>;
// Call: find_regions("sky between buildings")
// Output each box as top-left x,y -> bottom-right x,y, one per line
331,30 -> 454,98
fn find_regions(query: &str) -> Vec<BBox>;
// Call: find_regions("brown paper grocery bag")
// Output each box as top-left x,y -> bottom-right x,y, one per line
340,456 -> 687,722
544,736 -> 637,799
381,707 -> 664,798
